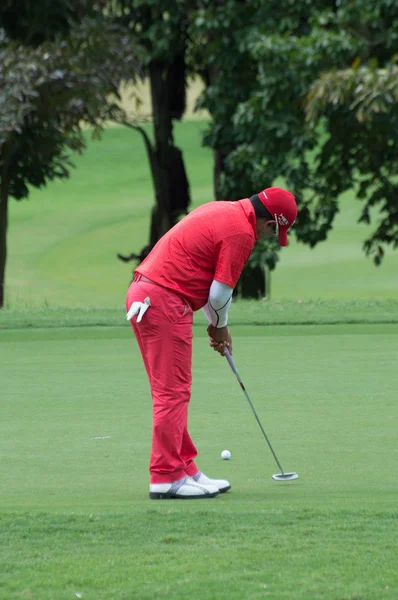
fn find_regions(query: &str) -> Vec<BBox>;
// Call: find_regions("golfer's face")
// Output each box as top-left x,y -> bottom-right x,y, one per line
259,221 -> 277,240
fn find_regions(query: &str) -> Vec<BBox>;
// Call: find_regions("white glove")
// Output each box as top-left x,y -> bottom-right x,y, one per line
126,296 -> 150,322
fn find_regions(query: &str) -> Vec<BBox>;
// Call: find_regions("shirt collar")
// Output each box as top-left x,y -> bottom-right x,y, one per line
238,198 -> 258,240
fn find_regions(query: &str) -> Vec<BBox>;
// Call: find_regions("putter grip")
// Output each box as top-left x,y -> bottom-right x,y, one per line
225,347 -> 238,374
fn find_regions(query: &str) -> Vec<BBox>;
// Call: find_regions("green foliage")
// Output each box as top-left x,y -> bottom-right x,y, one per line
0,0 -> 103,45
190,1 -> 259,194
335,0 -> 398,60
192,0 -> 398,266
0,9 -> 141,306
111,0 -> 189,65
306,61 -> 398,263
0,19 -> 140,200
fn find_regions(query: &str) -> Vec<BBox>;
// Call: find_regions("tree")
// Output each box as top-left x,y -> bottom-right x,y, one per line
306,61 -> 398,264
0,16 -> 140,307
111,0 -> 192,265
190,0 -> 259,200
192,0 -> 398,276
190,0 -> 343,295
0,0 -> 100,44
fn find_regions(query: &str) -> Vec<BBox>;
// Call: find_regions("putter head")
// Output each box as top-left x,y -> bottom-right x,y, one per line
272,472 -> 298,481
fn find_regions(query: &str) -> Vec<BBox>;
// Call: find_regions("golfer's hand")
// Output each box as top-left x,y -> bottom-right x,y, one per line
207,325 -> 232,356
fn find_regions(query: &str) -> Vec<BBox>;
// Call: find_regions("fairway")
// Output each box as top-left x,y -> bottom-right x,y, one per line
1,316 -> 397,599
6,122 -> 398,309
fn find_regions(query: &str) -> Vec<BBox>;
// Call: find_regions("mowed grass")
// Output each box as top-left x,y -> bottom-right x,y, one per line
2,117 -> 398,599
1,316 -> 398,599
6,121 -> 398,309
6,122 -> 212,309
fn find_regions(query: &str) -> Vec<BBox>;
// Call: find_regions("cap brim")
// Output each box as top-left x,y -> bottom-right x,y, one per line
278,229 -> 288,247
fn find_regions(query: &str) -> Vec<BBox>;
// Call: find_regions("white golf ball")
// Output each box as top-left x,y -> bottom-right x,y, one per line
221,449 -> 231,460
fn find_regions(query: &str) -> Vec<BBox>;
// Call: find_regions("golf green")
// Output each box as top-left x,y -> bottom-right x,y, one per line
2,322 -> 397,511
1,321 -> 397,599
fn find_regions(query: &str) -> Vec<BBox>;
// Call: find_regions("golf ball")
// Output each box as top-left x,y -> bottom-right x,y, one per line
221,449 -> 231,460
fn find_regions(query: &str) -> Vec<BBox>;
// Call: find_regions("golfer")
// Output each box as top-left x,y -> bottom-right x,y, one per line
126,187 -> 298,499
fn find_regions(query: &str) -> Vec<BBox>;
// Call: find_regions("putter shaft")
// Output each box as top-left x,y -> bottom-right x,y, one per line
225,348 -> 286,475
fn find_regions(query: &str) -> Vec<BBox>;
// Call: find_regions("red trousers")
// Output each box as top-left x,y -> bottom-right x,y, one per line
126,277 -> 199,484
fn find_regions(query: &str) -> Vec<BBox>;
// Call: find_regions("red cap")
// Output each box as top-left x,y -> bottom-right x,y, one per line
257,187 -> 298,246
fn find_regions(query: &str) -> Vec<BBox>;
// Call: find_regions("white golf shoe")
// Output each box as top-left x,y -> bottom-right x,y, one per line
149,476 -> 220,500
192,471 -> 231,493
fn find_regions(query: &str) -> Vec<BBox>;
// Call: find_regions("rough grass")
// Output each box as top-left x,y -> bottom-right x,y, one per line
1,298 -> 398,330
1,508 -> 397,600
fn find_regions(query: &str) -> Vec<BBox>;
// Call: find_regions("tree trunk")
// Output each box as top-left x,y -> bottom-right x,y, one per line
118,56 -> 191,269
148,60 -> 190,246
0,145 -> 10,309
149,60 -> 174,239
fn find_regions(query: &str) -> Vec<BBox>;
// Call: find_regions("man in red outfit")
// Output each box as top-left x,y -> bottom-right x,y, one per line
126,187 -> 298,499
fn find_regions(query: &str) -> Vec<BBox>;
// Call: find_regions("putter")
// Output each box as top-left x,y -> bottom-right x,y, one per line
224,347 -> 298,481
